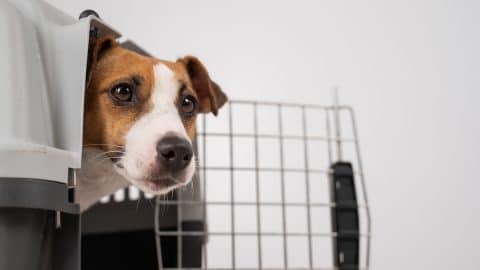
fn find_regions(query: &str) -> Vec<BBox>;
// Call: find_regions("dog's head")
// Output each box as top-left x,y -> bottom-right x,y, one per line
83,36 -> 227,194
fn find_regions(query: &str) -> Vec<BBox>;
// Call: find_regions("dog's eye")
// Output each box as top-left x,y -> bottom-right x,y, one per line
181,95 -> 196,115
110,83 -> 134,103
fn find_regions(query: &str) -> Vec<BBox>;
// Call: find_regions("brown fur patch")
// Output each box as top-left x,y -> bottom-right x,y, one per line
84,46 -> 156,152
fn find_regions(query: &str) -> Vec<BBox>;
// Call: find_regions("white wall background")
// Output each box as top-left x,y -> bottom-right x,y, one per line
47,1 -> 480,269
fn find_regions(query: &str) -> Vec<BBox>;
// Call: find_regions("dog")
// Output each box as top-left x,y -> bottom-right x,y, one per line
75,36 -> 227,211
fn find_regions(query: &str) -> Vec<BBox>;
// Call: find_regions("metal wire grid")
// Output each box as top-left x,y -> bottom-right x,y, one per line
152,99 -> 371,270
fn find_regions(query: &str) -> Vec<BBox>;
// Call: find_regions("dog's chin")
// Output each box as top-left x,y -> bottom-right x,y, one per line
113,163 -> 194,195
139,176 -> 182,194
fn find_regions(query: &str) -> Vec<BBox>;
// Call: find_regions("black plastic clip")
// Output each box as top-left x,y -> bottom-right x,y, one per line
330,162 -> 360,270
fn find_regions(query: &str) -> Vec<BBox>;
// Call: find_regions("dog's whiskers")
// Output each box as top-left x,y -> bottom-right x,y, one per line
83,143 -> 125,149
87,151 -> 125,163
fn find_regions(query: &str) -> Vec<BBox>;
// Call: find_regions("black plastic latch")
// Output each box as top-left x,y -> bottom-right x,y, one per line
330,162 -> 360,270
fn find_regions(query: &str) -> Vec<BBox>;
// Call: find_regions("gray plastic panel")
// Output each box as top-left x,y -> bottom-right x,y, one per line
0,178 -> 79,213
0,208 -> 52,270
0,179 -> 80,270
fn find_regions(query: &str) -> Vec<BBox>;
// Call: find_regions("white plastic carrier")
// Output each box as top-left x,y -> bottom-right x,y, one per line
0,2 -> 152,270
0,0 -> 147,184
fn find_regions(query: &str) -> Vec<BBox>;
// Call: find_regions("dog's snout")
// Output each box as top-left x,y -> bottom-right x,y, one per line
157,136 -> 193,172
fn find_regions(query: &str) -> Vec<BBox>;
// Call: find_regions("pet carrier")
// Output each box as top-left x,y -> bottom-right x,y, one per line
0,1 -> 371,270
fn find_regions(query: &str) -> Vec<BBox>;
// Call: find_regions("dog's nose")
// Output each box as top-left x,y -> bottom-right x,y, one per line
156,136 -> 193,172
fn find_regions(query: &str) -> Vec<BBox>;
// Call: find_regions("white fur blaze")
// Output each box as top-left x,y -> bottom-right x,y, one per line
119,63 -> 195,193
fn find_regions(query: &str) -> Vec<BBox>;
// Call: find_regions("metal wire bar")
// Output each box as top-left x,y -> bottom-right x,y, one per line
230,99 -> 352,111
153,213 -> 369,237
197,167 -> 332,174
325,110 -> 333,164
196,132 -> 357,143
196,167 -> 365,178
333,89 -> 343,161
277,105 -> 288,269
228,103 -> 236,269
253,103 -> 263,269
155,196 -> 164,270
155,231 -> 371,238
301,106 -> 314,269
324,108 -> 336,268
115,190 -> 370,206
346,107 -> 372,268
178,179 -> 183,269
155,200 -> 369,208
161,268 -> 368,270
202,114 -> 208,269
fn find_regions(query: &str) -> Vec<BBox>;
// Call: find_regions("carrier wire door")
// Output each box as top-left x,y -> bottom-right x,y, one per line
154,99 -> 371,270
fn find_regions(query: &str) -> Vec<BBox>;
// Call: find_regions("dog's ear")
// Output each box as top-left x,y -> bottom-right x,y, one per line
178,56 -> 228,116
86,36 -> 117,88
